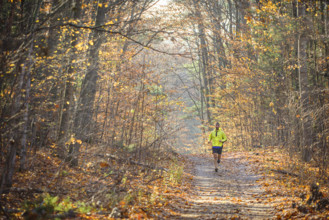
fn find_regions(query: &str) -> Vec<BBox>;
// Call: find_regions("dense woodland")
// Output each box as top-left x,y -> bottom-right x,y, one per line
1,0 -> 329,218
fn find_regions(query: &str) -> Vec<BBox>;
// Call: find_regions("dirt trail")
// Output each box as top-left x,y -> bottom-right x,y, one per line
168,152 -> 274,219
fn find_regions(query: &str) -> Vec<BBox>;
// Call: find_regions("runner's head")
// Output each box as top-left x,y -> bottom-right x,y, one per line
216,122 -> 220,130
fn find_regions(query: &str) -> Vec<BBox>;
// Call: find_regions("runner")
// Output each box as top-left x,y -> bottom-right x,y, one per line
208,122 -> 227,172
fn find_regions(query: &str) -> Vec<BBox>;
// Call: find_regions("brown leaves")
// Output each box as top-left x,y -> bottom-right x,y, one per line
246,148 -> 329,219
99,162 -> 110,168
7,145 -> 191,219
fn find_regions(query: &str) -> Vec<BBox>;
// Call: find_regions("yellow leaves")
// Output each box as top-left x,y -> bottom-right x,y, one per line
287,64 -> 299,70
50,143 -> 56,149
46,75 -> 54,80
245,15 -> 252,24
240,56 -> 251,63
272,108 -> 277,115
65,135 -> 82,145
89,40 -> 94,46
98,3 -> 109,8
259,0 -> 278,13
75,42 -> 84,51
269,102 -> 277,114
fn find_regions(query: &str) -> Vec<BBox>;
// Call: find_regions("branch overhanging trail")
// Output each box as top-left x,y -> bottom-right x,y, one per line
33,23 -> 192,58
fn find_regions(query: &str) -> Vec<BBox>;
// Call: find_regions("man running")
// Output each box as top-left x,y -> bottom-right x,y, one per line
208,122 -> 227,172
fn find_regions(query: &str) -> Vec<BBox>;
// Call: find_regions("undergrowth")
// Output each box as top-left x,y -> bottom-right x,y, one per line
3,145 -> 190,219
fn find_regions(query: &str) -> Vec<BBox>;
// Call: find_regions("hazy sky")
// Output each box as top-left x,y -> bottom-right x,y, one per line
156,0 -> 170,7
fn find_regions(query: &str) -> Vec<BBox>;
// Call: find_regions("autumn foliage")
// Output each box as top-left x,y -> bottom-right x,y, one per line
1,0 -> 329,219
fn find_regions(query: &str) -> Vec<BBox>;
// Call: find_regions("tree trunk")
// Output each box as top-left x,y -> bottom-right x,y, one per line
19,38 -> 34,171
297,2 -> 312,162
0,139 -> 16,193
57,0 -> 82,159
75,0 -> 107,140
71,0 -> 107,166
19,0 -> 43,170
228,0 -> 233,36
193,0 -> 211,125
234,0 -> 240,35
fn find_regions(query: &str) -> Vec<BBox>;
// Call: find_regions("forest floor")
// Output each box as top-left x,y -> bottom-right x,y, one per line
2,147 -> 329,219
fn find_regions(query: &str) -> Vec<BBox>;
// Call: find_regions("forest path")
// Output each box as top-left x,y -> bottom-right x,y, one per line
168,152 -> 275,219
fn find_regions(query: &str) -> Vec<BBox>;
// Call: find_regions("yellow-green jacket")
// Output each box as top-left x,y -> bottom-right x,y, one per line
209,128 -> 227,147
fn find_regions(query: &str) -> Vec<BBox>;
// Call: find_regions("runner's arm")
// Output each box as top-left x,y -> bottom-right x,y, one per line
222,132 -> 227,143
208,133 -> 212,144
